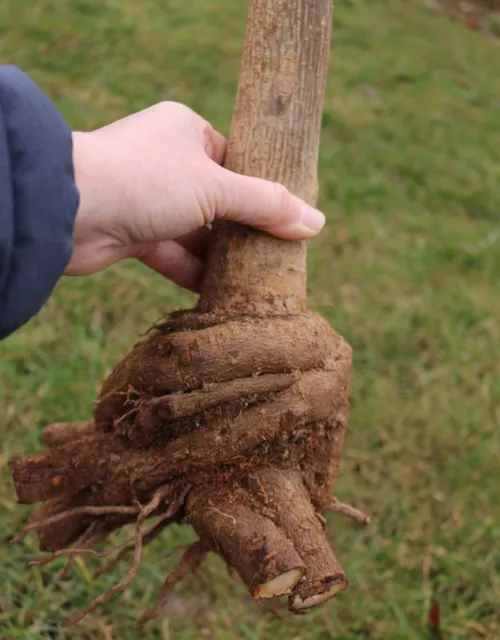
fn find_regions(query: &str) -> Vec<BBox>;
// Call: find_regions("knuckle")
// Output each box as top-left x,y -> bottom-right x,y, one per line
157,100 -> 174,113
158,101 -> 190,118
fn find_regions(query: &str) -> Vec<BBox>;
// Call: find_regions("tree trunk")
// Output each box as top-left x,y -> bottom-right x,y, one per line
9,0 -> 368,627
200,0 -> 331,316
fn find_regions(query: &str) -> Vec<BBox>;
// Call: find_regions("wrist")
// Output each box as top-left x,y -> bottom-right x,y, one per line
66,131 -> 129,275
72,131 -> 121,244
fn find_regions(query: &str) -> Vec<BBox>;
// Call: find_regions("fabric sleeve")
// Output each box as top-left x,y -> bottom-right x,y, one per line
0,66 -> 79,340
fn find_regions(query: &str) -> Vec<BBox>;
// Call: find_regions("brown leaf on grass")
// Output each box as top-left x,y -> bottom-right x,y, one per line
428,598 -> 443,640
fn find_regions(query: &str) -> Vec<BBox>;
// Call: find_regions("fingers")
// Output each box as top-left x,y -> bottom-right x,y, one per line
189,108 -> 227,165
148,102 -> 227,165
133,241 -> 204,292
201,123 -> 227,165
174,226 -> 211,261
178,105 -> 324,240
214,169 -> 326,241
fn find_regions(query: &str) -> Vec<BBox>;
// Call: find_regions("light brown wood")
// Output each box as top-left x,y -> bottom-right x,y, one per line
200,0 -> 333,316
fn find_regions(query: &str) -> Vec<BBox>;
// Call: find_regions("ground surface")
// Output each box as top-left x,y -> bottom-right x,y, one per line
0,1 -> 499,638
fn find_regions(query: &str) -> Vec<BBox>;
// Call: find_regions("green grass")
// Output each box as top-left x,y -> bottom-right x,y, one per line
1,0 -> 499,638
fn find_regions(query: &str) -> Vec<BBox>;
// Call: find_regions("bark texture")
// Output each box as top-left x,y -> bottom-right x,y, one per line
9,0 -> 368,627
200,0 -> 332,315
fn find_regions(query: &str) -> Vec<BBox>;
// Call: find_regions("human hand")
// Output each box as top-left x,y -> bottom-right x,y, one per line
69,102 -> 325,290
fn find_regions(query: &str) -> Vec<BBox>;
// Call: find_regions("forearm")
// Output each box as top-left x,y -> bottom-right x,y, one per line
0,66 -> 79,340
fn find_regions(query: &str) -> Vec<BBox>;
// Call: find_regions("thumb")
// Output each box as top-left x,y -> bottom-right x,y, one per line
215,169 -> 325,240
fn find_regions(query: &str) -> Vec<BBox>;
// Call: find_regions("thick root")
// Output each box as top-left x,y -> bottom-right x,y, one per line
42,420 -> 96,447
187,485 -> 306,599
9,434 -> 122,504
248,468 -> 348,611
138,372 -> 297,421
10,368 -> 346,506
94,314 -> 342,427
8,310 -> 364,627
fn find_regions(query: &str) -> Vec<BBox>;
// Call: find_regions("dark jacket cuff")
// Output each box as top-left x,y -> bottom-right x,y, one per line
0,66 -> 79,340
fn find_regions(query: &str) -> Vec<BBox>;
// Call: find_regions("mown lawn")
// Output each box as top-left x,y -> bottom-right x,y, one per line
1,1 -> 499,638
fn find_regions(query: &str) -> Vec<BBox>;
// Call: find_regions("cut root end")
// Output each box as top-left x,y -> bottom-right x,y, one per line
253,568 -> 305,599
289,576 -> 348,611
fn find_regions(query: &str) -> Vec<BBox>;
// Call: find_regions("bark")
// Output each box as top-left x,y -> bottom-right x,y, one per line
188,485 -> 306,598
9,434 -> 120,504
199,0 -> 332,316
248,468 -> 348,610
42,420 -> 96,447
11,367 -> 349,506
94,314 -> 339,428
138,373 -> 297,420
8,0 -> 366,628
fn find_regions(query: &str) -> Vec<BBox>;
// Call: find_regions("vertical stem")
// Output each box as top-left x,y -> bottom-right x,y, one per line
199,0 -> 333,316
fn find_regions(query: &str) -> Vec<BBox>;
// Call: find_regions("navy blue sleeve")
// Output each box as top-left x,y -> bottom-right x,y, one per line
0,66 -> 79,340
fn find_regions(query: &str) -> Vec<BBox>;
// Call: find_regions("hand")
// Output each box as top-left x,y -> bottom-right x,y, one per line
69,102 -> 325,290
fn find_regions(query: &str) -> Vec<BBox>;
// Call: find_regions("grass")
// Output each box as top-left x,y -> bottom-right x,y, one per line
1,0 -> 499,638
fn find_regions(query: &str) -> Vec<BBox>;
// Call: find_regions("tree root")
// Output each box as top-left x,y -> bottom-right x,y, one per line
42,420 -> 96,447
62,485 -> 184,627
247,468 -> 348,610
137,542 -> 207,629
10,369 -> 345,505
63,512 -> 145,626
188,483 -> 307,600
28,536 -> 135,568
10,505 -> 140,545
8,310 -> 367,626
329,497 -> 371,526
56,522 -> 102,580
139,372 -> 298,421
94,511 -> 178,579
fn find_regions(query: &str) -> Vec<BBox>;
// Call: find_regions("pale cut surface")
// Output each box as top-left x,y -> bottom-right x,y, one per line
290,580 -> 348,611
254,568 -> 305,599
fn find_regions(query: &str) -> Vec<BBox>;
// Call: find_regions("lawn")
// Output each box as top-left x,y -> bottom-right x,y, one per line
1,0 -> 499,638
